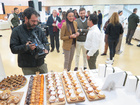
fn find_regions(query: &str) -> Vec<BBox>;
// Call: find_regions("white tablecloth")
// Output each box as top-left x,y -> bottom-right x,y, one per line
0,20 -> 10,30
0,71 -> 140,105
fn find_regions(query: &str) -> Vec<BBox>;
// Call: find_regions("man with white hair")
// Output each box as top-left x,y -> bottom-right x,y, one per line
47,10 -> 61,53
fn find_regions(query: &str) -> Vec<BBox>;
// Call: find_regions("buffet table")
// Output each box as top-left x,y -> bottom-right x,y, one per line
0,20 -> 10,30
0,70 -> 138,105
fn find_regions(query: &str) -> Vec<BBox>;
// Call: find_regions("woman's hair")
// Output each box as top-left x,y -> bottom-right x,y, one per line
62,11 -> 66,20
109,12 -> 119,26
66,10 -> 74,32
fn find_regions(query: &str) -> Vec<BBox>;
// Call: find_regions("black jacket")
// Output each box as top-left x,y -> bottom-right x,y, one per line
128,13 -> 139,30
10,24 -> 49,68
105,23 -> 124,40
98,13 -> 102,24
46,14 -> 61,35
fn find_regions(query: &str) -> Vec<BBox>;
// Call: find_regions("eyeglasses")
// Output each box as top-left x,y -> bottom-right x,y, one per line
30,20 -> 39,23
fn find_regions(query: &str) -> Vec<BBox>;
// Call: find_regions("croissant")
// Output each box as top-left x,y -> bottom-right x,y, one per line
7,96 -> 20,104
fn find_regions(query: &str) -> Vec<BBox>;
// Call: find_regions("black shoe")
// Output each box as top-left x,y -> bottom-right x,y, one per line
101,53 -> 107,56
128,43 -> 133,45
84,67 -> 87,70
50,49 -> 54,52
0,35 -> 2,37
74,67 -> 78,71
137,44 -> 140,47
57,50 -> 60,53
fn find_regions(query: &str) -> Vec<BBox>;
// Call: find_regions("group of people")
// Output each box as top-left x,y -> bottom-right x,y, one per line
9,7 -> 139,75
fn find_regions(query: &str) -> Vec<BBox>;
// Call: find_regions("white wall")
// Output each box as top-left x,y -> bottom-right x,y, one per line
1,0 -> 140,6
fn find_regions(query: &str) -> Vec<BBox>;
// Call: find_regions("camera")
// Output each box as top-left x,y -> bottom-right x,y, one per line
28,30 -> 50,59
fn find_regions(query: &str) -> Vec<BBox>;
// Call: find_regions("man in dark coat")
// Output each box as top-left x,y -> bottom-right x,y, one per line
126,8 -> 139,45
47,10 -> 61,53
97,10 -> 102,30
10,7 -> 49,75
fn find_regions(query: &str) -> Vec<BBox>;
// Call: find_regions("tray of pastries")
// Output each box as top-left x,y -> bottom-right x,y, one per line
76,70 -> 105,101
25,72 -> 44,105
0,90 -> 23,105
46,72 -> 66,105
0,75 -> 27,91
61,71 -> 85,103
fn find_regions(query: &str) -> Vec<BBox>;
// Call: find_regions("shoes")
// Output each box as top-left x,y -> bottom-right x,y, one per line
84,67 -> 87,70
74,67 -> 78,71
105,60 -> 113,65
137,44 -> 140,47
101,53 -> 107,56
50,49 -> 54,52
128,43 -> 133,46
107,58 -> 114,62
116,51 -> 123,55
57,50 -> 60,53
0,35 -> 2,37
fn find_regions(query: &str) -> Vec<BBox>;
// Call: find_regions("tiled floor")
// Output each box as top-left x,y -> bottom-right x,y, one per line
0,29 -> 140,76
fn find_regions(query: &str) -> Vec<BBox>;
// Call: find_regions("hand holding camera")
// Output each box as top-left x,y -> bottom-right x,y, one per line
26,41 -> 36,50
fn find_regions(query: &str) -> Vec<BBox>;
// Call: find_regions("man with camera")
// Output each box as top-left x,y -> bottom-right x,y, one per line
10,7 -> 49,75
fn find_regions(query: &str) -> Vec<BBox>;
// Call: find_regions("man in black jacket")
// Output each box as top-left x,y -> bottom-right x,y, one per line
97,10 -> 102,30
126,8 -> 139,45
10,7 -> 49,75
47,10 -> 61,53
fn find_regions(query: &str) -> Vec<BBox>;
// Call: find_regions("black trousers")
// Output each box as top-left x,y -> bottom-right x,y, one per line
126,29 -> 136,44
108,39 -> 119,60
50,32 -> 59,50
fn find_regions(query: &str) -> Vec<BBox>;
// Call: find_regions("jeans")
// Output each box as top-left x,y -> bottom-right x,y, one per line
108,39 -> 119,60
98,24 -> 102,30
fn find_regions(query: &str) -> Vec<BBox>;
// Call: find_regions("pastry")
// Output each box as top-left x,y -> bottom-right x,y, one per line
93,83 -> 98,90
98,91 -> 105,98
70,94 -> 77,101
73,81 -> 79,86
68,89 -> 74,96
0,101 -> 7,105
0,90 -> 11,100
85,84 -> 90,90
90,80 -> 96,86
76,88 -> 82,95
87,87 -> 93,94
58,94 -> 65,102
89,92 -> 96,99
78,93 -> 85,100
48,83 -> 53,89
49,87 -> 55,93
57,90 -> 63,95
95,87 -> 101,94
67,85 -> 73,90
56,82 -> 61,87
7,96 -> 20,104
57,86 -> 63,90
0,75 -> 26,91
50,91 -> 56,96
49,96 -> 56,103
75,84 -> 81,90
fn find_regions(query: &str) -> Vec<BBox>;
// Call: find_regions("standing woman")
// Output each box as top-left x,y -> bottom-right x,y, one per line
61,10 -> 79,71
105,12 -> 123,64
57,11 -> 66,29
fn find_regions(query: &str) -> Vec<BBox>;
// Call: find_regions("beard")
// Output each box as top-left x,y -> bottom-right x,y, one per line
81,16 -> 85,20
27,21 -> 37,29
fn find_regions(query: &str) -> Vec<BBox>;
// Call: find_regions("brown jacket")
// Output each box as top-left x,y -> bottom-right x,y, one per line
60,21 -> 77,50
